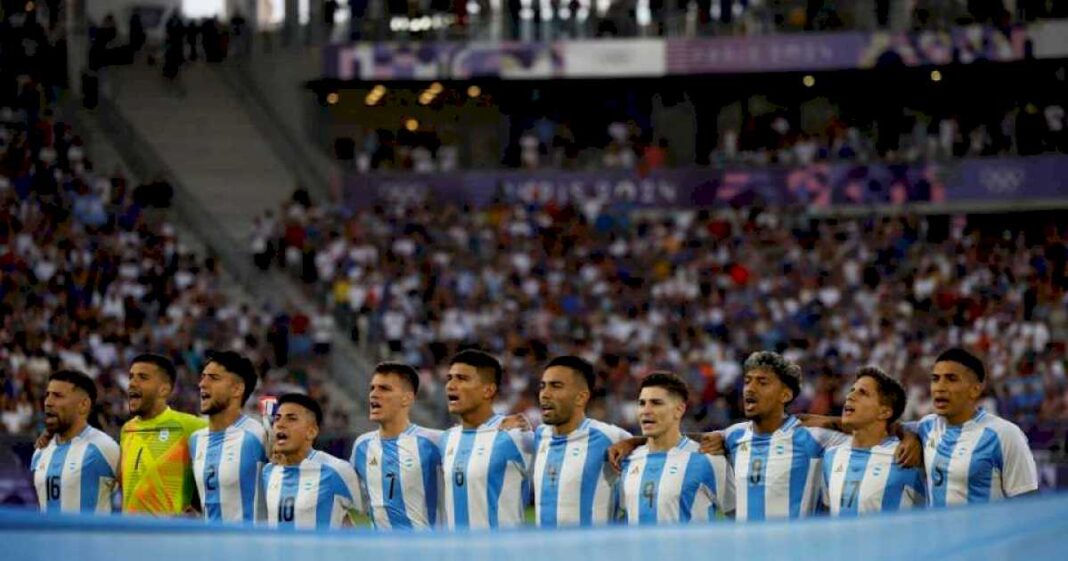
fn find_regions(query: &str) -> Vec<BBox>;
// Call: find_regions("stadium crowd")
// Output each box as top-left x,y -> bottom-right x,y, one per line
0,3 -> 344,438
257,193 -> 1068,437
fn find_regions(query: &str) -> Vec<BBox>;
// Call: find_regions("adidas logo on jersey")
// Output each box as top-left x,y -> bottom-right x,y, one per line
370,456 -> 379,467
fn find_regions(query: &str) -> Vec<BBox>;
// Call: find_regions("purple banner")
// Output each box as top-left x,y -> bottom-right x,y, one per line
324,25 -> 1034,80
325,42 -> 563,81
343,156 -> 1068,211
666,32 -> 869,74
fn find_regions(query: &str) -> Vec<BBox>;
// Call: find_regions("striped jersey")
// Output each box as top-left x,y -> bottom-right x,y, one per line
907,409 -> 1038,507
439,414 -> 533,529
350,424 -> 443,530
31,426 -> 120,514
722,416 -> 849,521
533,418 -> 632,527
262,450 -> 363,529
190,415 -> 269,523
619,437 -> 734,525
120,407 -> 208,515
821,436 -> 925,516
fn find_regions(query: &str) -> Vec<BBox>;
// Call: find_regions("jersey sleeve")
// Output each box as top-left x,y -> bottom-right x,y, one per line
997,424 -> 1039,497
707,454 -> 735,517
504,429 -> 534,475
336,460 -> 365,514
820,447 -> 835,509
904,467 -> 926,508
30,449 -> 41,472
805,427 -> 851,451
902,415 -> 937,445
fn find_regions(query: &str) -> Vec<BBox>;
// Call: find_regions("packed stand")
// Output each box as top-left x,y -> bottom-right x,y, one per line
0,7 -> 345,438
257,191 -> 1068,438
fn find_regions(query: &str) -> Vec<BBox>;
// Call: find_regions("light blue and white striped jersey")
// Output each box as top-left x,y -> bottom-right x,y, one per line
190,415 -> 268,523
821,436 -> 925,517
723,416 -> 849,521
439,414 -> 533,529
350,424 -> 443,530
30,426 -> 119,514
533,418 -> 632,527
619,437 -> 734,525
906,409 -> 1038,507
262,449 -> 363,529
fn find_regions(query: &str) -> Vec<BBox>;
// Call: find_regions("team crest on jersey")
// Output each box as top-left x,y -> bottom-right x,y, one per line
873,466 -> 883,477
956,447 -> 968,457
775,444 -> 786,455
303,481 -> 313,491
739,442 -> 749,453
476,446 -> 486,456
668,465 -> 679,475
69,462 -> 77,472
403,456 -> 414,468
159,429 -> 170,442
570,448 -> 580,457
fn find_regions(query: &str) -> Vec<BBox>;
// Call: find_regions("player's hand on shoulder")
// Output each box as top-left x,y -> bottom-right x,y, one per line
797,414 -> 840,431
607,437 -> 643,472
35,431 -> 52,449
895,429 -> 923,468
500,413 -> 532,432
698,432 -> 725,455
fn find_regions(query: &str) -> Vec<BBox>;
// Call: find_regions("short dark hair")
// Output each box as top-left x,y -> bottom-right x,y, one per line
130,353 -> 177,386
935,347 -> 986,383
855,366 -> 907,425
639,371 -> 689,403
545,355 -> 595,392
277,393 -> 323,427
744,351 -> 802,404
206,350 -> 258,405
449,349 -> 502,389
49,370 -> 97,405
374,362 -> 420,394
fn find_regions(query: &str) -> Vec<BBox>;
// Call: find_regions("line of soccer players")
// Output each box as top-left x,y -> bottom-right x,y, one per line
31,346 -> 1039,530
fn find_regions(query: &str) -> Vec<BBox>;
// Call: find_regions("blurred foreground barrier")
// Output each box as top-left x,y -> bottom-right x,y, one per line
4,493 -> 1068,561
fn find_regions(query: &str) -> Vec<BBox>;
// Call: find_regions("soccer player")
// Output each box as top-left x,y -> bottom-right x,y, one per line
350,362 -> 442,530
907,348 -> 1038,505
262,393 -> 362,529
618,372 -> 733,525
121,353 -> 208,515
31,370 -> 120,514
533,355 -> 632,527
821,366 -> 925,516
189,351 -> 268,523
719,351 -> 853,521
439,349 -> 532,530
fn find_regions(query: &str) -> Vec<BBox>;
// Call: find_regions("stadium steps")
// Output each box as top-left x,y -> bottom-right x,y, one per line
91,63 -> 373,434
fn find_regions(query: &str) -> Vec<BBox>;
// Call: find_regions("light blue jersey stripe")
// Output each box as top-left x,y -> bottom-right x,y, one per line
44,445 -> 72,512
538,434 -> 568,527
416,436 -> 440,526
578,429 -> 607,526
451,430 -> 478,528
381,439 -> 408,528
930,426 -> 961,507
637,453 -> 666,525
203,432 -> 226,520
746,439 -> 769,521
968,429 -> 1000,503
838,449 -> 872,517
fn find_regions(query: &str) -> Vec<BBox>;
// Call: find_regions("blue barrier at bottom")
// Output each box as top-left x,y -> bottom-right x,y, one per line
3,494 -> 1068,561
